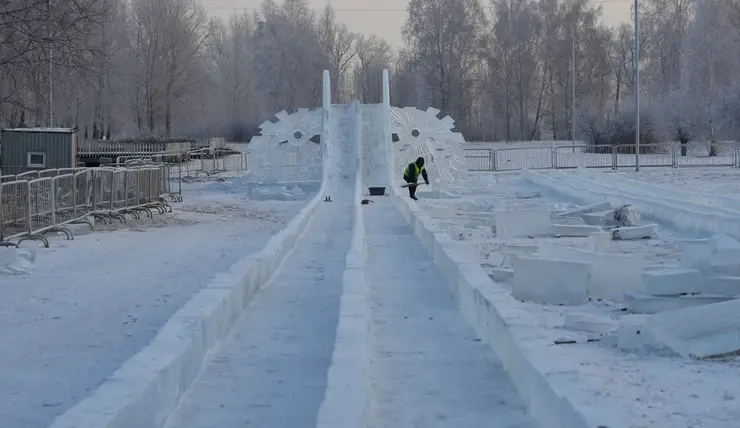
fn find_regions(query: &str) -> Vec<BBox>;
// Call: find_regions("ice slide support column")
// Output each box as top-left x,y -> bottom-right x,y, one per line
322,69 -> 331,197
382,69 -> 393,193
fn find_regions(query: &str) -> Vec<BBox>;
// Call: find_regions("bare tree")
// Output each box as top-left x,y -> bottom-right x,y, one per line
352,35 -> 392,103
318,6 -> 357,102
403,0 -> 486,127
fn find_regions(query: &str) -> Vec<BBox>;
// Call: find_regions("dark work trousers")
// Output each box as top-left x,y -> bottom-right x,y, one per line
404,176 -> 417,200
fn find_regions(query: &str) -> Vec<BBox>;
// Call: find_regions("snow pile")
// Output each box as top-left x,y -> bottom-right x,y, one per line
0,247 -> 36,275
250,184 -> 311,201
613,204 -> 641,227
550,201 -> 580,212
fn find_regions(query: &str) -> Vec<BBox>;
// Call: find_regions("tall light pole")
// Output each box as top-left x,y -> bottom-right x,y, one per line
48,0 -> 53,127
571,21 -> 576,153
634,0 -> 640,171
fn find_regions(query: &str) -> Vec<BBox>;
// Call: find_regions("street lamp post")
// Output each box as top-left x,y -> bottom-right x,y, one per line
572,21 -> 576,153
48,0 -> 53,127
634,0 -> 640,171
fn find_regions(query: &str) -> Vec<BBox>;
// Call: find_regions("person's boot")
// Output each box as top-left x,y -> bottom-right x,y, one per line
411,195 -> 418,201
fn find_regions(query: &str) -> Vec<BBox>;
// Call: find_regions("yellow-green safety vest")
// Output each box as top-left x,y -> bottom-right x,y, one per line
405,163 -> 424,178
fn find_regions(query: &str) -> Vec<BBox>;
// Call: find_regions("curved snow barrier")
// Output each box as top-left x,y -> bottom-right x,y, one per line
522,169 -> 740,238
574,167 -> 740,212
392,194 -> 593,428
316,101 -> 369,427
47,75 -> 334,428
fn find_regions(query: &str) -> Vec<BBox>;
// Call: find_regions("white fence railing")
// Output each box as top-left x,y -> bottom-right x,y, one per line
464,142 -> 739,171
1,165 -> 172,248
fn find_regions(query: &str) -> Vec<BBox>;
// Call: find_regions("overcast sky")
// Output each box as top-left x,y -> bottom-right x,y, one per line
200,0 -> 632,47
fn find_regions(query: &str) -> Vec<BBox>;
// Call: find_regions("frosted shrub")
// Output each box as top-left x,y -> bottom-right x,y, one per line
580,107 -> 667,154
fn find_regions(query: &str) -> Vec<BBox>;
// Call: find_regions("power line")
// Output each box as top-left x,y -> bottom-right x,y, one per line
203,0 -> 634,13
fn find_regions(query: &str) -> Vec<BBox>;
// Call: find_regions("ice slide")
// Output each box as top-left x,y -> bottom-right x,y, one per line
49,78 -> 535,428
158,102 -> 535,427
161,104 -> 356,428
361,199 -> 535,427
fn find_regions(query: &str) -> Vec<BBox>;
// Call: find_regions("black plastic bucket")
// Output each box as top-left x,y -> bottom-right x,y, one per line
368,187 -> 386,196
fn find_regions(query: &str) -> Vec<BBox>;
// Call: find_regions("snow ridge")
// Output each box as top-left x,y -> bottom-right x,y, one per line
316,101 -> 371,427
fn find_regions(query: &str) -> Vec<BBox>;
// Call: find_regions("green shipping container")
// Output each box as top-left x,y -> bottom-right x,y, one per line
0,128 -> 77,176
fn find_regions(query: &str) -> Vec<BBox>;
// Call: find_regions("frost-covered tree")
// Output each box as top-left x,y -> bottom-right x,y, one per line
681,0 -> 740,151
318,6 -> 357,102
402,0 -> 486,128
7,0 -> 740,143
351,35 -> 393,103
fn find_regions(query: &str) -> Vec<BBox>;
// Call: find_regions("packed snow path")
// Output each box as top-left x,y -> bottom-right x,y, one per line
162,200 -> 352,428
0,200 -> 305,428
162,105 -> 355,428
364,199 -> 536,427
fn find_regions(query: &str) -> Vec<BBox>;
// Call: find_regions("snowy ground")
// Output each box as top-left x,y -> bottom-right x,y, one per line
0,173 -> 312,428
605,167 -> 740,197
414,171 -> 740,428
420,172 -> 686,267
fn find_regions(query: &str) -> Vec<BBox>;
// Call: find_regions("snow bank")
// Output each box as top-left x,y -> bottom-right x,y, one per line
48,115 -> 332,428
575,168 -> 740,211
0,247 -> 35,275
316,101 -> 369,428
523,169 -> 740,238
204,177 -> 319,201
392,191 -> 594,428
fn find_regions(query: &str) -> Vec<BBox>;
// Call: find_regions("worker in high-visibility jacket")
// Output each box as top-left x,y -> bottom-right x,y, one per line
403,157 -> 429,200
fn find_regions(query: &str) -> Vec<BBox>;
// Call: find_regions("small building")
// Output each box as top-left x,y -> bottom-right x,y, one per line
0,128 -> 77,175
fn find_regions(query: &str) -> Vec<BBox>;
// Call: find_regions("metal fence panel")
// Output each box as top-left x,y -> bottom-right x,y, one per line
75,170 -> 93,217
112,169 -> 127,211
675,142 -> 736,167
0,160 -> 228,245
28,178 -> 54,235
614,143 -> 673,168
552,145 -> 614,169
494,147 -> 554,171
0,180 -> 29,240
464,149 -> 493,171
16,171 -> 38,181
53,174 -> 76,222
464,142 -> 740,172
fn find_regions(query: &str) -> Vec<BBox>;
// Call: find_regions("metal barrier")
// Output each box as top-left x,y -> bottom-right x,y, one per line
0,147 -> 248,247
114,148 -> 248,199
463,149 -> 494,172
464,142 -> 740,171
0,164 -> 174,248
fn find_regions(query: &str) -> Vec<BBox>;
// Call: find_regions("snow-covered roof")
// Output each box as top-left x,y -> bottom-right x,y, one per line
2,127 -> 75,133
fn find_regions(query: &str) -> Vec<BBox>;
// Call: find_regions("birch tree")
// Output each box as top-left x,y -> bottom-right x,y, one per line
403,0 -> 486,127
352,35 -> 393,103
